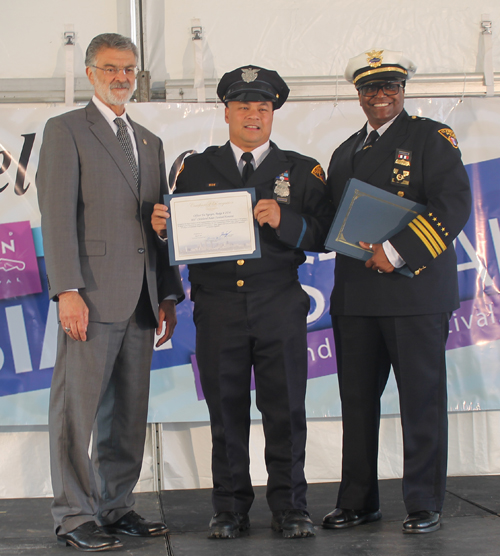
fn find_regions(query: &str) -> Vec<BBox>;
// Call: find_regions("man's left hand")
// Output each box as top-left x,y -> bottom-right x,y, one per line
156,299 -> 177,347
359,241 -> 395,274
254,199 -> 281,229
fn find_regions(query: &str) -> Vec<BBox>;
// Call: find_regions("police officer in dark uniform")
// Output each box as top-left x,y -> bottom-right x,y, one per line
322,49 -> 471,534
152,65 -> 333,539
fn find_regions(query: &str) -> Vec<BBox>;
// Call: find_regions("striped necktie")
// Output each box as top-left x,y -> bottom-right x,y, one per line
114,117 -> 139,186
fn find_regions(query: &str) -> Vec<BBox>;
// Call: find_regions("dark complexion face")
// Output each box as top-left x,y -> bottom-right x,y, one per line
358,81 -> 405,129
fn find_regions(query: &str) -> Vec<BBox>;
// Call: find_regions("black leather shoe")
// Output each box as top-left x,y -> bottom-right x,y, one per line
57,521 -> 122,552
104,510 -> 168,537
322,508 -> 382,529
271,509 -> 315,538
403,510 -> 441,534
208,512 -> 250,539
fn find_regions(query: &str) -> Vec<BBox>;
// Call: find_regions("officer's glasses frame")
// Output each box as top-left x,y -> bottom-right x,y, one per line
91,65 -> 138,77
358,82 -> 404,97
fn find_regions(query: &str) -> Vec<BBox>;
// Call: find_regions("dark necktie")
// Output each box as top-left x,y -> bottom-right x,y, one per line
114,117 -> 139,186
353,129 -> 379,170
241,152 -> 255,184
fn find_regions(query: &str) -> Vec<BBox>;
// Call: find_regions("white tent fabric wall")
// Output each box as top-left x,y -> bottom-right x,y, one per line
2,0 -> 132,80
1,412 -> 500,498
148,0 -> 500,83
5,1 -> 497,83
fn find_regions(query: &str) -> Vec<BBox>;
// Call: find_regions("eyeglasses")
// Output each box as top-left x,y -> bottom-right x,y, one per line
358,82 -> 404,97
91,65 -> 138,77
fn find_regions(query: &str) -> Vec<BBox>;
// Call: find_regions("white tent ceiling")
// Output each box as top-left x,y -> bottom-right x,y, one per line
1,0 -> 499,102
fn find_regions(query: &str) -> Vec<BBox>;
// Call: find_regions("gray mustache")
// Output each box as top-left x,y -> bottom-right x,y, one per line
110,82 -> 130,90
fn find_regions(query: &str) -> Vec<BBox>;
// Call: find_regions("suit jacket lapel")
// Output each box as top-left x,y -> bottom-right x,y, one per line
355,110 -> 409,183
86,102 -> 139,200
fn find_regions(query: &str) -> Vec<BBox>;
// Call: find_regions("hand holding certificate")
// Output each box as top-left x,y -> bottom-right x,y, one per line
164,189 -> 262,265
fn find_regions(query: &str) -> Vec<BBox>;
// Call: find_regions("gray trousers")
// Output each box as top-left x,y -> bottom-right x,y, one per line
49,300 -> 155,534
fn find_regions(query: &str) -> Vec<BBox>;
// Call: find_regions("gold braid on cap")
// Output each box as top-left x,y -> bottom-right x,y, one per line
353,66 -> 408,85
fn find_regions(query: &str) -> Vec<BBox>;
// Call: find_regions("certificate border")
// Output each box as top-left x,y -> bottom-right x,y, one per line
164,188 -> 262,265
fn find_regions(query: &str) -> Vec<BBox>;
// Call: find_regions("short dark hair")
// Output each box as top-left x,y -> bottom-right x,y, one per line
85,33 -> 138,67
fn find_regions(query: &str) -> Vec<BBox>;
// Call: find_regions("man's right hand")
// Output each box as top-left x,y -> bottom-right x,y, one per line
58,291 -> 89,341
152,203 -> 170,238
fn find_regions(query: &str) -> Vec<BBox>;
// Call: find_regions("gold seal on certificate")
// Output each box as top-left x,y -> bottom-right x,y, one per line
164,188 -> 262,265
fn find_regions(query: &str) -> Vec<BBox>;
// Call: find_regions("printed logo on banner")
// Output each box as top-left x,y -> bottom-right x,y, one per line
0,221 -> 42,300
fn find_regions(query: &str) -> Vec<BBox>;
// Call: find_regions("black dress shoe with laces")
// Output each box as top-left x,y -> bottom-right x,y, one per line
322,508 -> 382,529
104,510 -> 168,537
403,510 -> 441,534
271,509 -> 315,538
57,521 -> 122,552
208,511 -> 250,539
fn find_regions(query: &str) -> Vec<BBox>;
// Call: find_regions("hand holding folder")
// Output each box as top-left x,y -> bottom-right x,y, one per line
325,178 -> 426,278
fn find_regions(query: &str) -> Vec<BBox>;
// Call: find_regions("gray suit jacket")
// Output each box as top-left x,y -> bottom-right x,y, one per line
37,101 -> 183,323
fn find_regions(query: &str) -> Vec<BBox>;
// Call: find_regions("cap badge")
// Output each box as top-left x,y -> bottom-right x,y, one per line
241,67 -> 260,83
366,50 -> 384,68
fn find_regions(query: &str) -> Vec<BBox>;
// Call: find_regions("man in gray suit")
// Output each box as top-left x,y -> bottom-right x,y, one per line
37,33 -> 184,552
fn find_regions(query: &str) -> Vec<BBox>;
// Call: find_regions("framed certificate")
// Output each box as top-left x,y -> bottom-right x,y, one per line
164,188 -> 262,265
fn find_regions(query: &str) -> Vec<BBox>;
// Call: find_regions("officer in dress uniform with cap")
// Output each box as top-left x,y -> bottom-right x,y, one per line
322,49 -> 471,534
152,65 -> 333,539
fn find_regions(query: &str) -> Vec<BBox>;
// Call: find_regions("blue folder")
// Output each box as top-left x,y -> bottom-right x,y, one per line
325,178 -> 425,278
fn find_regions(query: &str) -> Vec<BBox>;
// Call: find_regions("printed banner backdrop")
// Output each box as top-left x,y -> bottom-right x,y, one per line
0,97 -> 500,426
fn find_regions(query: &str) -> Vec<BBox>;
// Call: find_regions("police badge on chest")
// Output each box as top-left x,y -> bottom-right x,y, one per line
273,171 -> 291,204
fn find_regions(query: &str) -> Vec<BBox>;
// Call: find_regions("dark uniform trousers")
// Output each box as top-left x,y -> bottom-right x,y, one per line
327,109 -> 471,514
194,281 -> 310,512
333,313 -> 449,513
176,140 -> 333,513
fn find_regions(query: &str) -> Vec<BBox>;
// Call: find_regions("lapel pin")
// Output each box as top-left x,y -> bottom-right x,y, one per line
143,138 -> 147,145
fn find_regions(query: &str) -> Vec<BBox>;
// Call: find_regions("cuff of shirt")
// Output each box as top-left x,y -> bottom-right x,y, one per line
383,241 -> 405,268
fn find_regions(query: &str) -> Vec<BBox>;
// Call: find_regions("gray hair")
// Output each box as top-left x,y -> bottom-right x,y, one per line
85,33 -> 138,67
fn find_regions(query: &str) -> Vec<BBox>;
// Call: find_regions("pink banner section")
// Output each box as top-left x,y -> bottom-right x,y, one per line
0,221 -> 42,300
447,293 -> 500,350
190,327 -> 338,401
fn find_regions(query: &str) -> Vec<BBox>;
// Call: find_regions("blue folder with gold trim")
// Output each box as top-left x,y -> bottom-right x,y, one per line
325,178 -> 425,278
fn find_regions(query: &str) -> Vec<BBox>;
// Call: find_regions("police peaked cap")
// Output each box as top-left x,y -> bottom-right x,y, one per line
345,49 -> 417,88
217,65 -> 290,109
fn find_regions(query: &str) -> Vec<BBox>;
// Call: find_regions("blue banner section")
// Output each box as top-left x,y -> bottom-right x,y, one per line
0,254 -> 335,398
1,158 -> 500,403
152,251 -> 335,373
0,258 -> 53,396
458,159 -> 500,301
